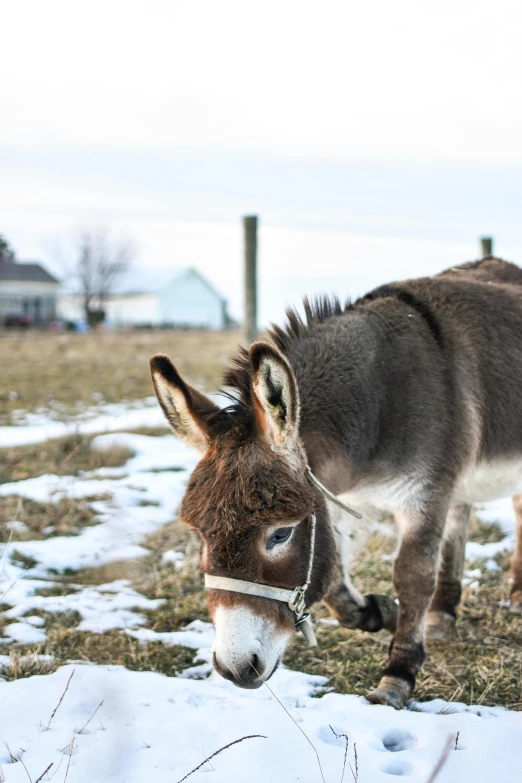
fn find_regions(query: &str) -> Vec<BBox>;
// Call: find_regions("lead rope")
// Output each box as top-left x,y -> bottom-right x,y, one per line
294,468 -> 362,644
305,466 -> 362,519
292,510 -> 317,645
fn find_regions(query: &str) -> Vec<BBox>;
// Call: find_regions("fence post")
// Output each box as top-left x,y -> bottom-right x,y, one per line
480,237 -> 493,258
243,215 -> 258,343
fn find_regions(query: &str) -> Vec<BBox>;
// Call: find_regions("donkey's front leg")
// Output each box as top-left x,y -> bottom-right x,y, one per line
324,509 -> 398,633
510,494 -> 522,613
367,503 -> 446,709
325,581 -> 398,632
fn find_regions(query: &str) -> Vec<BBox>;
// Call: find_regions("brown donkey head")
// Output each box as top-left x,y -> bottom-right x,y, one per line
150,342 -> 336,688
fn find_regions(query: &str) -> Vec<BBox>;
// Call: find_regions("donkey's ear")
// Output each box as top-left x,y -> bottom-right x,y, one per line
249,341 -> 300,451
150,354 -> 219,452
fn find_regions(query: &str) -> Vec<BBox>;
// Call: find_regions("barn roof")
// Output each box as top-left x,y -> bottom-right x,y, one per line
0,261 -> 59,284
111,266 -> 227,301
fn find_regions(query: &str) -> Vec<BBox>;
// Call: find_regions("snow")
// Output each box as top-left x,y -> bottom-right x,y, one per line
1,662 -> 521,783
0,394 -> 225,447
1,621 -> 47,645
466,538 -> 512,560
161,549 -> 184,568
0,433 -> 198,577
476,497 -> 516,535
1,406 -> 522,782
0,397 -> 165,447
2,580 -> 163,637
465,497 -> 517,562
4,520 -> 28,534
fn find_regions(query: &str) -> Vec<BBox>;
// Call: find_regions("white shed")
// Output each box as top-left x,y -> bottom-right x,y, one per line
59,267 -> 230,329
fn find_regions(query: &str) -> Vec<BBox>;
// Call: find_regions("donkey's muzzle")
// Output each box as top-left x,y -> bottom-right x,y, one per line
212,651 -> 265,689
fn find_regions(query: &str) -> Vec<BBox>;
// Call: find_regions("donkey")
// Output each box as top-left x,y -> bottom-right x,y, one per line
150,257 -> 522,709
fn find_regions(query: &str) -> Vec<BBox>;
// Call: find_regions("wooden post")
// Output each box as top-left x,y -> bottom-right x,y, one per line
243,215 -> 258,343
481,237 -> 493,258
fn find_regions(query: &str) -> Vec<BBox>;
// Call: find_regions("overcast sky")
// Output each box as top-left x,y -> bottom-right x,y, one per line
2,0 -> 522,322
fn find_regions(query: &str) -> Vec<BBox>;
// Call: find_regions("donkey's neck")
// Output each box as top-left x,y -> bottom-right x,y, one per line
284,310 -> 387,493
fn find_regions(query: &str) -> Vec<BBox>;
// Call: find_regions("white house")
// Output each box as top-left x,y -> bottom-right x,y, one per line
59,267 -> 231,329
0,261 -> 59,326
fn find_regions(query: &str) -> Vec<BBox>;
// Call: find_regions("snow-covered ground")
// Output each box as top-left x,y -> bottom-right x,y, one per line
2,660 -> 521,783
1,402 -> 521,782
0,398 -> 166,447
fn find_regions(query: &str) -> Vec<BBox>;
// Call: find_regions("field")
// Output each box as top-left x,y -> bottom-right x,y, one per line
0,329 -> 239,426
1,329 -> 521,782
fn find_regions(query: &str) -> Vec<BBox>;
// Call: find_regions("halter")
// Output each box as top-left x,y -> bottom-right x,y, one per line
204,467 -> 362,647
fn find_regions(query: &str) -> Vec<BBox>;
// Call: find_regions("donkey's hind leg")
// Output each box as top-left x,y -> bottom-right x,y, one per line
510,494 -> 522,613
426,503 -> 471,642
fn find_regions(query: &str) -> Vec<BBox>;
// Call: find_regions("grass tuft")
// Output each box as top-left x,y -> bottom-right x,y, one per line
0,649 -> 56,681
0,433 -> 134,483
0,494 -> 108,542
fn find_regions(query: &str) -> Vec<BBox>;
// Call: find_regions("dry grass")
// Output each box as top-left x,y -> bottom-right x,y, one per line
0,329 -> 241,424
0,433 -> 133,545
6,629 -> 199,680
0,649 -> 57,681
0,518 -> 204,676
0,433 -> 134,483
0,518 -> 207,676
0,495 -> 107,543
468,512 -> 505,544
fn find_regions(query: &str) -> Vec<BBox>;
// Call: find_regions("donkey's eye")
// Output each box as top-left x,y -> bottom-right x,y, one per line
266,527 -> 293,550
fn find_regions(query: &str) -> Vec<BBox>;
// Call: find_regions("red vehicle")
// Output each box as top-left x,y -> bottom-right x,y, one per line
4,313 -> 33,328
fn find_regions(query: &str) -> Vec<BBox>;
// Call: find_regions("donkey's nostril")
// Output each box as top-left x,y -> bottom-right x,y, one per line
242,654 -> 263,687
213,651 -> 264,689
249,654 -> 260,677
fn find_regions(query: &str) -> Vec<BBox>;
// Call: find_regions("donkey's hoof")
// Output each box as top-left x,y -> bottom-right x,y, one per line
426,610 -> 455,642
509,591 -> 522,615
366,676 -> 411,710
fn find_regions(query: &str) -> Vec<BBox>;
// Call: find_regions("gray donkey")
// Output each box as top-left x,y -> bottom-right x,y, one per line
150,256 -> 522,709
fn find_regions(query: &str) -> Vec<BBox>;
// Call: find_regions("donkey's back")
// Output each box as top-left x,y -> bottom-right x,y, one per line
399,266 -> 522,470
436,258 -> 522,495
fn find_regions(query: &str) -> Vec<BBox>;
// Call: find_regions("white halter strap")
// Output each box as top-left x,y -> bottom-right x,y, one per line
204,468 -> 362,647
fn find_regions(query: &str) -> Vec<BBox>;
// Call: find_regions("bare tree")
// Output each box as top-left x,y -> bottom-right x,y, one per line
0,234 -> 17,264
71,228 -> 134,327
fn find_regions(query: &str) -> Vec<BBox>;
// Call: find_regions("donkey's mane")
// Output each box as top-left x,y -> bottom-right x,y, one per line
220,282 -> 448,422
203,259 -> 520,436
223,295 -> 351,408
